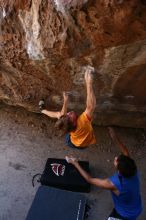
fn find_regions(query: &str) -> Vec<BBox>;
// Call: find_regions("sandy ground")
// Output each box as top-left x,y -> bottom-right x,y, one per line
0,103 -> 146,220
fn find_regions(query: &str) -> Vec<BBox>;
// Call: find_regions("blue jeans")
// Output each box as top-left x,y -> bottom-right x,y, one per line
108,208 -> 136,220
65,133 -> 87,149
65,133 -> 77,148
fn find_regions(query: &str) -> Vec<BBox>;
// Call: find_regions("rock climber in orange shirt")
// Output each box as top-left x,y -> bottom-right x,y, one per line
39,66 -> 96,149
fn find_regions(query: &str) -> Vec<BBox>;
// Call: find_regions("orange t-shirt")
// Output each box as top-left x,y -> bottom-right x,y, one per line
70,112 -> 96,148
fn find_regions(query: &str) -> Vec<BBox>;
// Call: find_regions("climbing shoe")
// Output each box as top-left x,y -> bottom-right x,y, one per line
39,99 -> 45,111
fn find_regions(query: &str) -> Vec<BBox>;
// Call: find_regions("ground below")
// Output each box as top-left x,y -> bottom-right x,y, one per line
0,103 -> 145,220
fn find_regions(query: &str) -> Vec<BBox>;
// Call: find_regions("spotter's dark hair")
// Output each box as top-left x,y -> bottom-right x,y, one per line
117,154 -> 137,178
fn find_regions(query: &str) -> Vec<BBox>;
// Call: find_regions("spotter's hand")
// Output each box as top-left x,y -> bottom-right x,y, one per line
65,156 -> 77,165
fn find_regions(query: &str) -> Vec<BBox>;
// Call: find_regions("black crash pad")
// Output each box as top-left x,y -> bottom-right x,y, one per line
40,158 -> 90,192
26,186 -> 86,220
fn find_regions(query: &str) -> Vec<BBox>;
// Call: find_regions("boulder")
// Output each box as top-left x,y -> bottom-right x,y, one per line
0,0 -> 146,127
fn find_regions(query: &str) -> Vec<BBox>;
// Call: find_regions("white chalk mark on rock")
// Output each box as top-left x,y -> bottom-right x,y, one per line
18,0 -> 44,60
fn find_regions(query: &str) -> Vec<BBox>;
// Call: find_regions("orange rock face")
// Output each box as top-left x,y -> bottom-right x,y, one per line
0,0 -> 146,127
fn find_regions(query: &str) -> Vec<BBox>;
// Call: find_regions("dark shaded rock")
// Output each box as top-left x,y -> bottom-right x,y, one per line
0,0 -> 146,127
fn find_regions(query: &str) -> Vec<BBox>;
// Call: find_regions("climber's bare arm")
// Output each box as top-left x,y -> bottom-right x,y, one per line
41,110 -> 61,119
42,92 -> 69,119
60,92 -> 69,116
84,67 -> 96,118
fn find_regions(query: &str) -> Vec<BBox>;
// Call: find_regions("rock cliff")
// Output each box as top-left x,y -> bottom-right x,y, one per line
0,0 -> 146,127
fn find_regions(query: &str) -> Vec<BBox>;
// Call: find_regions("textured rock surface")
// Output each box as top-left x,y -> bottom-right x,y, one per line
0,0 -> 146,127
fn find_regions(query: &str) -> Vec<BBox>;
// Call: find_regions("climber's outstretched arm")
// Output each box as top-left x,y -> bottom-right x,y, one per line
84,67 -> 96,118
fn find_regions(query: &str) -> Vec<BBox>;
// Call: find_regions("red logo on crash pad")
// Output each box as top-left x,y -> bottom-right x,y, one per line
51,163 -> 65,176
